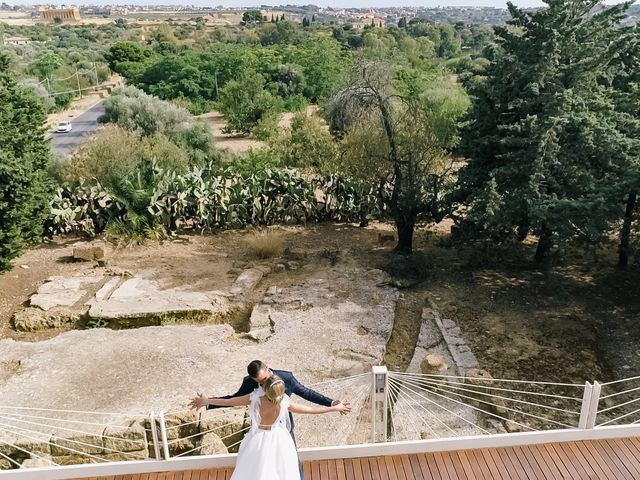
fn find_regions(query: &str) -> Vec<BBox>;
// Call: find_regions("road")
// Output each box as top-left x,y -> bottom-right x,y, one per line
50,102 -> 106,157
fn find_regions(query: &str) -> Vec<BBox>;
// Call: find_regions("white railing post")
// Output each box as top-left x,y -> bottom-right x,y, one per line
149,411 -> 162,460
578,381 -> 594,429
158,410 -> 171,460
371,365 -> 388,443
586,381 -> 601,429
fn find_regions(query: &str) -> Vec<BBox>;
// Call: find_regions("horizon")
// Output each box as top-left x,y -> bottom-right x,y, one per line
0,1 -> 564,9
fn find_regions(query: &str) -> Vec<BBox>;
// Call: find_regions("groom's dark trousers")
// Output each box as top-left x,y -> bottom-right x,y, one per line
207,369 -> 333,480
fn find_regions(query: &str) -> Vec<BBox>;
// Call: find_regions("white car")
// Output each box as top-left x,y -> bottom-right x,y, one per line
56,121 -> 73,133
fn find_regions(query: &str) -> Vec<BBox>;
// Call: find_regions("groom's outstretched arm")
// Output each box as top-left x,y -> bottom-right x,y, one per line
290,374 -> 333,407
207,376 -> 254,410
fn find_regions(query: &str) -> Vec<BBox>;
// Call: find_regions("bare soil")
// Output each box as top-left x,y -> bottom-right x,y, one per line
2,221 -> 639,386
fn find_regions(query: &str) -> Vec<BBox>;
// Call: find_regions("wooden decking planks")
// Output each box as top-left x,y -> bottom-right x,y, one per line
78,437 -> 640,480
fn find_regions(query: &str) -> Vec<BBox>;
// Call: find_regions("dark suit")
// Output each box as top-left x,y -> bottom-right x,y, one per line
208,369 -> 333,479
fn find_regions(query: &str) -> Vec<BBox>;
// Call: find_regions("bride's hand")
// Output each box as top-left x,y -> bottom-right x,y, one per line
332,400 -> 352,415
332,401 -> 351,414
188,392 -> 208,411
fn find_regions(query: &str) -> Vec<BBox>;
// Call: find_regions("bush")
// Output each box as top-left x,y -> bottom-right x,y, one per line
59,125 -> 190,188
248,229 -> 284,258
101,86 -> 217,163
217,72 -> 283,134
0,62 -> 54,270
269,113 -> 337,168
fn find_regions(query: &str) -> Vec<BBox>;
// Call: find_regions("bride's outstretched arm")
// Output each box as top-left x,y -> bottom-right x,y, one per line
189,393 -> 251,410
289,402 -> 349,415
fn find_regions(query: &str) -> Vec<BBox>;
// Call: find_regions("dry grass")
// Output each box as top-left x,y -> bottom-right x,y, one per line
248,230 -> 284,259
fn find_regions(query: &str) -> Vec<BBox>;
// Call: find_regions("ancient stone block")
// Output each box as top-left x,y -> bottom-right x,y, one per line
102,424 -> 147,452
51,433 -> 104,456
199,433 -> 227,455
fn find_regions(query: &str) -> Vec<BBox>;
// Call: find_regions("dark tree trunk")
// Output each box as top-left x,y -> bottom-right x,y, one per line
394,217 -> 414,254
534,223 -> 553,265
618,191 -> 637,268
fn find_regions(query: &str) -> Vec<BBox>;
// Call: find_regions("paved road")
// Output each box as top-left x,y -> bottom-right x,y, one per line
50,102 -> 106,157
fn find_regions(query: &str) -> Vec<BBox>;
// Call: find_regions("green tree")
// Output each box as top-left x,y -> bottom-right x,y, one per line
32,52 -> 63,80
328,59 -> 469,253
456,0 -> 640,265
105,41 -> 146,72
217,72 -> 282,134
242,9 -> 263,26
0,53 -> 53,270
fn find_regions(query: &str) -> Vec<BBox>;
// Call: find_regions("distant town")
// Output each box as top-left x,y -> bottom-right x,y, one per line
2,2 -> 636,27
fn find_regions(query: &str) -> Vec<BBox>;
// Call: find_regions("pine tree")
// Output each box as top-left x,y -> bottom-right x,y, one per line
456,0 -> 639,265
0,52 -> 54,270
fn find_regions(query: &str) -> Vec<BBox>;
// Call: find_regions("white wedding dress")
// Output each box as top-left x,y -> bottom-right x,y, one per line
231,388 -> 301,480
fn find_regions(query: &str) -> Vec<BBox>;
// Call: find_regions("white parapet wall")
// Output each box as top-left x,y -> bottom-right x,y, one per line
1,424 -> 639,480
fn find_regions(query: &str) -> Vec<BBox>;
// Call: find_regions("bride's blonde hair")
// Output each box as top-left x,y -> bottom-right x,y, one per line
264,375 -> 285,404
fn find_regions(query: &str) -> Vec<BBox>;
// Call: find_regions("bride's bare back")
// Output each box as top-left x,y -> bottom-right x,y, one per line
257,397 -> 281,429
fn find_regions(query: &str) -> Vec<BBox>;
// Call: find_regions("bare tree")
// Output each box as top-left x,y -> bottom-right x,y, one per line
327,58 -> 466,253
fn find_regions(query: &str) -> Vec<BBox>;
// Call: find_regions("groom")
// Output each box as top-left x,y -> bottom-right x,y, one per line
189,360 -> 351,478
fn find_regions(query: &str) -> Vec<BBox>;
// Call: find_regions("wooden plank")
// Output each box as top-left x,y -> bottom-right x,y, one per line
553,442 -> 592,479
383,455 -> 399,480
443,450 -> 468,480
479,448 -> 504,480
353,458 -> 365,480
541,442 -> 575,480
514,445 -> 545,479
609,439 -> 640,476
605,439 -> 640,478
360,456 -> 372,480
312,460 -> 322,480
469,449 -> 491,479
458,451 -> 483,480
303,461 -> 313,480
392,455 -> 407,480
400,454 -> 417,480
407,454 -> 427,480
524,444 -> 562,480
454,451 -> 477,480
368,457 -> 382,480
432,452 -> 452,480
568,441 -> 610,480
337,458 -> 347,480
320,460 -> 331,480
415,452 -> 436,480
345,458 -> 357,480
328,458 -> 339,480
595,438 -> 636,480
582,441 -> 619,480
590,439 -> 635,480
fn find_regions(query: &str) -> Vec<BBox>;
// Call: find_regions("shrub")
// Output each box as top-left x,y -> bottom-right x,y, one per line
0,60 -> 54,270
59,125 -> 190,187
248,229 -> 284,258
101,86 -> 217,163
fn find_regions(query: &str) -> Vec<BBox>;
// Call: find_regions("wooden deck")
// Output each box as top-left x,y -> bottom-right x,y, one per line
74,437 -> 640,480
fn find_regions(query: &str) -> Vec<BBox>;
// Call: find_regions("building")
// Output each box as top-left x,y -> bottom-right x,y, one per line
40,7 -> 81,23
3,36 -> 31,45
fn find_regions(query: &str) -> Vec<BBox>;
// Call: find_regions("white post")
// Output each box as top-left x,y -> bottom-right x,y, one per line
149,412 -> 162,461
158,411 -> 171,460
586,381 -> 602,429
371,365 -> 388,443
578,382 -> 593,429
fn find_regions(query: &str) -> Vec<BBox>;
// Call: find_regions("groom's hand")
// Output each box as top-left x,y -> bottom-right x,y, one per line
188,392 -> 208,411
332,400 -> 352,415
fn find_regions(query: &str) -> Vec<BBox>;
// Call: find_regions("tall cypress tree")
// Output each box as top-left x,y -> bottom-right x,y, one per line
456,0 -> 639,265
0,52 -> 53,271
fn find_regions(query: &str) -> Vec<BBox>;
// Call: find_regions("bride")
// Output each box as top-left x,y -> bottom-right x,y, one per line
192,374 -> 349,480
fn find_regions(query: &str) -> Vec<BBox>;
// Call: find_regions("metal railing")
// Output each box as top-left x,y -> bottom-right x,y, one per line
1,367 -> 639,472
